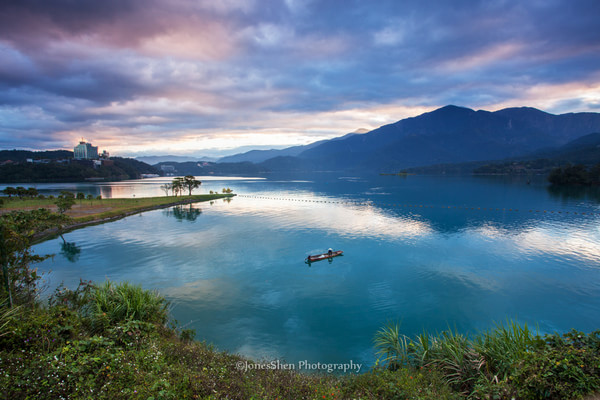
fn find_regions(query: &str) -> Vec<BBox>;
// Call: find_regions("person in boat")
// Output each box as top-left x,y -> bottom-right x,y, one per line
328,248 -> 333,257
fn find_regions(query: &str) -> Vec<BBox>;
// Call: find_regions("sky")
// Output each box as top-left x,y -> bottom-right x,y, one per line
1,0 -> 599,158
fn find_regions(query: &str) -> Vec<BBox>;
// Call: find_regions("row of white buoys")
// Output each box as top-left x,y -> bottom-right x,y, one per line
236,195 -> 598,216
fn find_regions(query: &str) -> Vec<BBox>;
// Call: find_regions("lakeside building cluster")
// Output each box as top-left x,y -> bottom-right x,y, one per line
73,140 -> 111,167
0,140 -> 112,168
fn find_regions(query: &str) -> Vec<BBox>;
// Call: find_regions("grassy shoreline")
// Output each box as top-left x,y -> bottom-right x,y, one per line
1,193 -> 235,241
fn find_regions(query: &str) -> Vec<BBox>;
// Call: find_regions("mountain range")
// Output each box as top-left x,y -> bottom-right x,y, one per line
217,132 -> 362,164
135,155 -> 218,164
243,105 -> 600,173
145,105 -> 600,175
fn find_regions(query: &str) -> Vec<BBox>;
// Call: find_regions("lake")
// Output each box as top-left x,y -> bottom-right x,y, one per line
27,174 -> 600,368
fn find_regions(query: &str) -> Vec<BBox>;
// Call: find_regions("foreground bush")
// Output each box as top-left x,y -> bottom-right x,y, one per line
374,321 -> 600,399
92,281 -> 169,326
2,279 -> 599,399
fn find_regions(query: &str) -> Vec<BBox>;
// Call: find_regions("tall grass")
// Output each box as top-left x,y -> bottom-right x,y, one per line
474,320 -> 538,380
374,320 -> 539,394
374,320 -> 411,369
92,281 -> 169,327
0,301 -> 21,337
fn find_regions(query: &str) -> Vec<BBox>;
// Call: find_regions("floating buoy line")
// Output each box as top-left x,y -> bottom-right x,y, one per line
236,194 -> 599,216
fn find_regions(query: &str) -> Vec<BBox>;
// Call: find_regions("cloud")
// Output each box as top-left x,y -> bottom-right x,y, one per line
0,0 -> 599,156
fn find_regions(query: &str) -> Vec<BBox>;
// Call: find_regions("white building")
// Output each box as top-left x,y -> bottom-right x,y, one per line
74,141 -> 99,160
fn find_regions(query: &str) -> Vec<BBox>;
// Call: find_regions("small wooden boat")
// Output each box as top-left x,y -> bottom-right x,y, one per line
306,250 -> 343,263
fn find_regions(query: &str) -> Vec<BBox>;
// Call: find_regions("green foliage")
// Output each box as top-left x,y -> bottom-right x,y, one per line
549,163 -> 600,186
2,186 -> 39,198
171,177 -> 184,196
474,320 -> 537,380
0,301 -> 21,337
49,279 -> 95,312
374,321 -> 411,369
0,209 -> 71,306
0,156 -> 158,183
91,281 -> 169,328
182,175 -> 202,195
340,367 -> 460,400
473,159 -> 561,175
3,276 -> 600,399
55,191 -> 75,214
0,280 -> 344,400
512,330 -> 600,399
373,321 -> 600,399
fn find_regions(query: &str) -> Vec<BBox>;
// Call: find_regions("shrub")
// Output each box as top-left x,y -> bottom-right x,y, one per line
474,320 -> 537,380
91,281 -> 169,328
512,330 -> 600,399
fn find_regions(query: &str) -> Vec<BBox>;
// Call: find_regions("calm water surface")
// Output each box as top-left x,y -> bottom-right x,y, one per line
28,174 -> 600,367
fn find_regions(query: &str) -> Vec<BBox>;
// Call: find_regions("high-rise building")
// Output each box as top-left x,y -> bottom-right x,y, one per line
74,141 -> 99,160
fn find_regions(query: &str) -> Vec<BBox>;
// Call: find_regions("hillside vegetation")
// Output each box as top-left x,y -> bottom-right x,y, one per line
0,150 -> 158,183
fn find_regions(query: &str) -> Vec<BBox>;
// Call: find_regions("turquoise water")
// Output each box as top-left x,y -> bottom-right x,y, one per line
31,174 -> 600,367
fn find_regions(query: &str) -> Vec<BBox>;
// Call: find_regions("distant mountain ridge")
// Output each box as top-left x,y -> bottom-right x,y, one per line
217,132 -> 361,164
135,155 -> 218,164
260,105 -> 600,172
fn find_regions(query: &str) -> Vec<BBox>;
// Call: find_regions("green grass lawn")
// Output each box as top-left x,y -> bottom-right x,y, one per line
1,194 -> 234,223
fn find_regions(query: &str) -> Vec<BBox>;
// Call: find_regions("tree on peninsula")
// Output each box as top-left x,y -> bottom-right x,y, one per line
160,183 -> 172,196
182,175 -> 202,195
171,177 -> 184,196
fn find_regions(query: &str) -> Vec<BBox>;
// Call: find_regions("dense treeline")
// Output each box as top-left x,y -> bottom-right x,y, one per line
548,163 -> 600,186
111,157 -> 159,176
0,149 -> 73,162
0,158 -> 159,183
473,159 -> 561,175
155,160 -> 267,176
